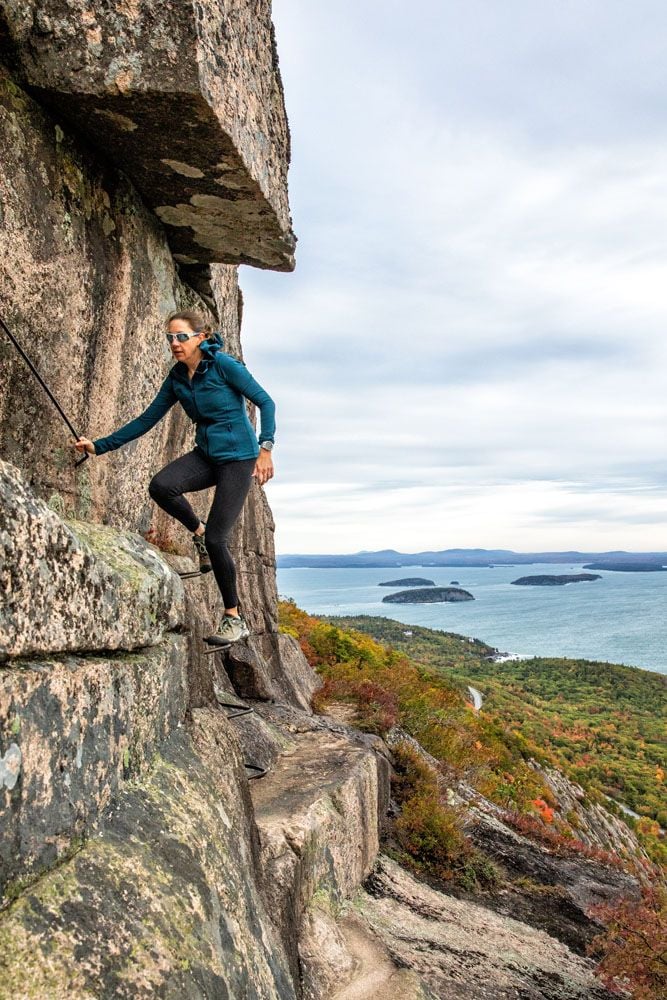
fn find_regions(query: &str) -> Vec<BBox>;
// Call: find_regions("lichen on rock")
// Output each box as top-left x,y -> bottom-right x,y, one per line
0,459 -> 184,658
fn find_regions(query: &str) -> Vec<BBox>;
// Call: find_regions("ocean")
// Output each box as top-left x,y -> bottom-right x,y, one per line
276,563 -> 667,675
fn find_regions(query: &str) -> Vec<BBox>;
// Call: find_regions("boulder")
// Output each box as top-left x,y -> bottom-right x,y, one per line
0,460 -> 184,658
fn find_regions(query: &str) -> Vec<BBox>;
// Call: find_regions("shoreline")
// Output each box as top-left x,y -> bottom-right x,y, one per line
278,564 -> 667,676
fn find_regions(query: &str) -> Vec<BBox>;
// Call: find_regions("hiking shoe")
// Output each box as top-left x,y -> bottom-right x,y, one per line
215,613 -> 250,644
192,531 -> 212,574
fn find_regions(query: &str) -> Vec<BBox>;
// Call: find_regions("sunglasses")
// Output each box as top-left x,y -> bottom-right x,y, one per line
166,331 -> 200,344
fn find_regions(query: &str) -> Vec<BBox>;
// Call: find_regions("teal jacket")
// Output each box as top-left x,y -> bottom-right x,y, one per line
93,339 -> 275,463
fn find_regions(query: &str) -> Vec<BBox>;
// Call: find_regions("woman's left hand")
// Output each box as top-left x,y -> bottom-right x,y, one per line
253,449 -> 274,486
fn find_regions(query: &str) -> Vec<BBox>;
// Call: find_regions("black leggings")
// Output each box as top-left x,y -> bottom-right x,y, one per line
148,448 -> 256,609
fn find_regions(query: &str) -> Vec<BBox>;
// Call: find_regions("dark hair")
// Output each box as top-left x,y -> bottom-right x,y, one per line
166,309 -> 211,335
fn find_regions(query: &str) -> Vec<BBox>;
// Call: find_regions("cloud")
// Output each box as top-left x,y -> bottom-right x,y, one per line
240,1 -> 667,553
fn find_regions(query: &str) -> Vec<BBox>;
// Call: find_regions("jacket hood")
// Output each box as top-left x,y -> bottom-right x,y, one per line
200,332 -> 224,357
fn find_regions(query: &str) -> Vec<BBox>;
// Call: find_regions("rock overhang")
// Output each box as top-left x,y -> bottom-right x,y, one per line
0,0 -> 296,272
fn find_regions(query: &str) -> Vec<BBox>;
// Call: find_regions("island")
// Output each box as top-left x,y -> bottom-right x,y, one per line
382,587 -> 474,603
378,577 -> 435,587
511,574 -> 601,586
582,562 -> 666,572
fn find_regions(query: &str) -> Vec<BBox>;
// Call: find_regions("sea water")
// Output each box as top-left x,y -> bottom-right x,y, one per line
277,563 -> 667,675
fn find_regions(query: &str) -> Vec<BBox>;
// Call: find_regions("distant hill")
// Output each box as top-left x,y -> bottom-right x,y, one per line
277,548 -> 667,569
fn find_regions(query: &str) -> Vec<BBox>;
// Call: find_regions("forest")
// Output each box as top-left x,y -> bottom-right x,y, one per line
323,613 -> 666,861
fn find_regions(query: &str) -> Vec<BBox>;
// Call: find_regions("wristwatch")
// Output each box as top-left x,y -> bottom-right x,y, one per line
260,441 -> 274,452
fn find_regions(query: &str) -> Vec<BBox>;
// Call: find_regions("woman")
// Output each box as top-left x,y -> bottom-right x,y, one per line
75,309 -> 275,646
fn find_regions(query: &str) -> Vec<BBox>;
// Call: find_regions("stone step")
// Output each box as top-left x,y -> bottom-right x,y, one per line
0,637 -> 188,900
251,729 -> 391,990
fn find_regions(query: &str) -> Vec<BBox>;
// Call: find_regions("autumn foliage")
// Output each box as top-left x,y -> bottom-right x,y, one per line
325,613 -> 667,869
588,883 -> 667,1000
391,742 -> 499,889
500,809 -> 630,870
281,599 -> 549,815
531,798 -> 555,823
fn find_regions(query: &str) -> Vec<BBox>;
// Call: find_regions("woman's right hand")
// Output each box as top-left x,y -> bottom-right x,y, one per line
74,437 -> 96,455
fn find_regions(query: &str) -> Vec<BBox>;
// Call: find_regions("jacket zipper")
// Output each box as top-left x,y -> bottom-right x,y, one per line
190,376 -> 209,455
189,378 -> 200,421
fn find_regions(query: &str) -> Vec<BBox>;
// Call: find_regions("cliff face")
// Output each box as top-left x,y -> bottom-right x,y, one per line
0,5 -> 641,998
0,30 -> 285,676
0,6 -> 388,994
0,471 -> 635,1000
0,461 -> 391,998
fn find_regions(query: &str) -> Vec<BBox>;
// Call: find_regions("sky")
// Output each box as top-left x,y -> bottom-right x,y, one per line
240,0 -> 667,555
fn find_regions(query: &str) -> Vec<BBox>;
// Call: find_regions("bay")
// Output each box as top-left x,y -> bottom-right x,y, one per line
277,563 -> 667,674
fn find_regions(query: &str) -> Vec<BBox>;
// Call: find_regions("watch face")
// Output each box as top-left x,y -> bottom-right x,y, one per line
261,441 -> 274,451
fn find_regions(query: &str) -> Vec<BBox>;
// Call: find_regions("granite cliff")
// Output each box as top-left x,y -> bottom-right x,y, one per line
0,4 -> 648,998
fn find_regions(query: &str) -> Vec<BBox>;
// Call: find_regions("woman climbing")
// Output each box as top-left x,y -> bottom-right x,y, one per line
74,309 -> 275,647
